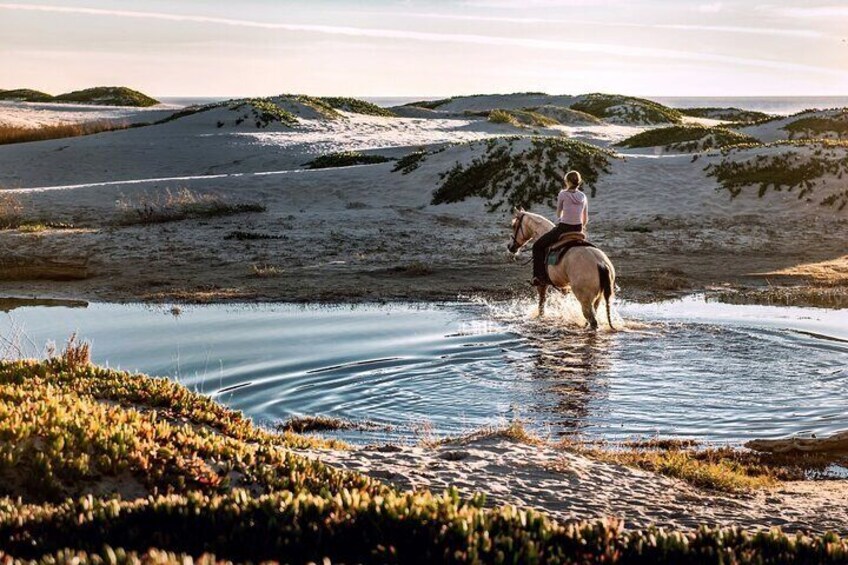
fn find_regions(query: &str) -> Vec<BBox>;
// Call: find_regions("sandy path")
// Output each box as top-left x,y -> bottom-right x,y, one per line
302,437 -> 848,533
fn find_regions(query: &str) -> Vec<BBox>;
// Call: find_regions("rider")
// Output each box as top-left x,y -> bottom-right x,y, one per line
531,170 -> 588,286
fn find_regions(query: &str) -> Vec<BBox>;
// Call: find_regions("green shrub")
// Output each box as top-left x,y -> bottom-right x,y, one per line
680,107 -> 772,122
243,98 -> 299,127
304,151 -> 392,169
54,87 -> 159,107
319,97 -> 397,117
617,125 -> 759,151
570,93 -> 682,125
784,112 -> 848,139
485,109 -> 559,128
0,88 -> 54,102
431,137 -> 616,211
705,141 -> 848,206
393,149 -> 429,174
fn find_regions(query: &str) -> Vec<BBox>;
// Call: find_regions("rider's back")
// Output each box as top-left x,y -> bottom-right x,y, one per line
557,189 -> 587,225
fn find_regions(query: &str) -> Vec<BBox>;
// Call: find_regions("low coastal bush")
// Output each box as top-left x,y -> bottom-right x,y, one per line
679,107 -> 772,123
616,125 -> 759,152
319,96 -> 397,117
54,86 -> 160,107
705,141 -> 848,208
783,112 -> 848,139
484,109 -> 559,128
431,137 -> 616,211
115,188 -> 265,225
3,358 -> 848,562
570,93 -> 683,125
243,98 -> 299,127
393,148 -> 435,174
0,121 -> 133,145
304,151 -> 392,169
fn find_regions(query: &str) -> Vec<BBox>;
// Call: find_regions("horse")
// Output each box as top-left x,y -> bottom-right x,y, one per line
507,209 -> 616,329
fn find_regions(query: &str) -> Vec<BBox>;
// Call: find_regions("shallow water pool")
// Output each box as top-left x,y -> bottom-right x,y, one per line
2,295 -> 846,444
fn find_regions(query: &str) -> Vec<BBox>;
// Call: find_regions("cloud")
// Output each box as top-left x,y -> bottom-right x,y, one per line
386,11 -> 823,39
697,2 -> 723,13
769,5 -> 848,18
0,2 -> 842,77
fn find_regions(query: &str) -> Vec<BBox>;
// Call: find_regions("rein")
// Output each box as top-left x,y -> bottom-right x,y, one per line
510,213 -> 535,264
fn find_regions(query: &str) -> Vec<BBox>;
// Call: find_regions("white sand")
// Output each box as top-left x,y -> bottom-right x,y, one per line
302,437 -> 848,533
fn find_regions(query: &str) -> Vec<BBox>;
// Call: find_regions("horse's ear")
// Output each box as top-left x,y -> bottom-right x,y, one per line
519,206 -> 525,212
512,206 -> 520,215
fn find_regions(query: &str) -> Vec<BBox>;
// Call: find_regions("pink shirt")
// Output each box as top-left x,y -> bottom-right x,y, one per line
557,189 -> 588,225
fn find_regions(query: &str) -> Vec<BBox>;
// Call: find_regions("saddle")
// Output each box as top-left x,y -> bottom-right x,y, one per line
546,232 -> 596,266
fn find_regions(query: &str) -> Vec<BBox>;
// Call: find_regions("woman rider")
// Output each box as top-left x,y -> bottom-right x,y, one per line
531,170 -> 588,286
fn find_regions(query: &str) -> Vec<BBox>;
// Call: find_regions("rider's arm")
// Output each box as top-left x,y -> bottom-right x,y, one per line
555,192 -> 563,223
582,198 -> 589,226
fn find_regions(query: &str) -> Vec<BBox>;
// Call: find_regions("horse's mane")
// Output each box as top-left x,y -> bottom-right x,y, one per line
518,210 -> 554,226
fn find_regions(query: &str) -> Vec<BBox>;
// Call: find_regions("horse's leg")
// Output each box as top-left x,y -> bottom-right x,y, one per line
537,285 -> 548,317
575,289 -> 598,330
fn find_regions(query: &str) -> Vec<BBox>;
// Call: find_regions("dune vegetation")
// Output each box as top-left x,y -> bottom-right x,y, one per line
115,188 -> 266,225
783,111 -> 848,139
304,151 -> 392,169
430,136 -> 616,211
0,88 -> 55,103
617,125 -> 759,152
705,140 -> 848,207
0,121 -> 135,146
679,107 -> 772,123
2,350 -> 848,563
319,96 -> 397,117
570,93 -> 683,125
53,86 -> 160,107
483,108 -> 559,128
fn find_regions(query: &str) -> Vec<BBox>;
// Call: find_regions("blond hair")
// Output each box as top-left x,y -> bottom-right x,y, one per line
564,170 -> 582,189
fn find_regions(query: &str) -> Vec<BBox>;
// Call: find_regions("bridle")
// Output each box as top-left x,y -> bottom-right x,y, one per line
510,213 -> 533,251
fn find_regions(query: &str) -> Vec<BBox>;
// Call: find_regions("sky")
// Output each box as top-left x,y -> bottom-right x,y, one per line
1,0 -> 847,98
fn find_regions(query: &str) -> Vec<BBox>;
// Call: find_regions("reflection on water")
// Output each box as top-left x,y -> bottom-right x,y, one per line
1,295 -> 846,445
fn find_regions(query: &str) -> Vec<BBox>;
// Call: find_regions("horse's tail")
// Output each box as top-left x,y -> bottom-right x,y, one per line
597,263 -> 614,330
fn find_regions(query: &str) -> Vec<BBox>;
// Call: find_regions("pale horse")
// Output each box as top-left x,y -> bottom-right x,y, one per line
507,209 -> 616,329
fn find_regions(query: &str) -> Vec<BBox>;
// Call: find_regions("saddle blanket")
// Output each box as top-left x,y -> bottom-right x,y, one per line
546,236 -> 597,266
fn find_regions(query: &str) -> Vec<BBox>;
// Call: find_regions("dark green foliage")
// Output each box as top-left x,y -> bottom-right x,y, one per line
243,99 -> 298,127
224,230 -> 284,241
432,137 -> 616,211
570,94 -> 683,125
319,97 -> 397,117
705,141 -> 848,207
483,109 -> 559,127
54,87 -> 159,107
0,88 -> 54,102
617,126 -> 759,151
680,107 -> 772,122
784,112 -> 848,139
393,149 -> 429,174
304,151 -> 392,169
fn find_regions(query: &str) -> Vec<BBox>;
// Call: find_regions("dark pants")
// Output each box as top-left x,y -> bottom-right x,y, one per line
532,223 -> 582,281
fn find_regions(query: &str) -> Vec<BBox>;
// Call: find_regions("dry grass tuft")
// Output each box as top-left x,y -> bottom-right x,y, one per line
0,121 -> 131,145
46,333 -> 91,370
249,263 -> 282,278
116,188 -> 265,226
0,193 -> 23,229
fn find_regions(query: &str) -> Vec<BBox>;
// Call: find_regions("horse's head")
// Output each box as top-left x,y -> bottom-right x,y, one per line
507,207 -> 531,254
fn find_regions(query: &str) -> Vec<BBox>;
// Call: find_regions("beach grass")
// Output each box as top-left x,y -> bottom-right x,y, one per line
679,107 -> 772,122
115,188 -> 265,225
0,121 -> 134,145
